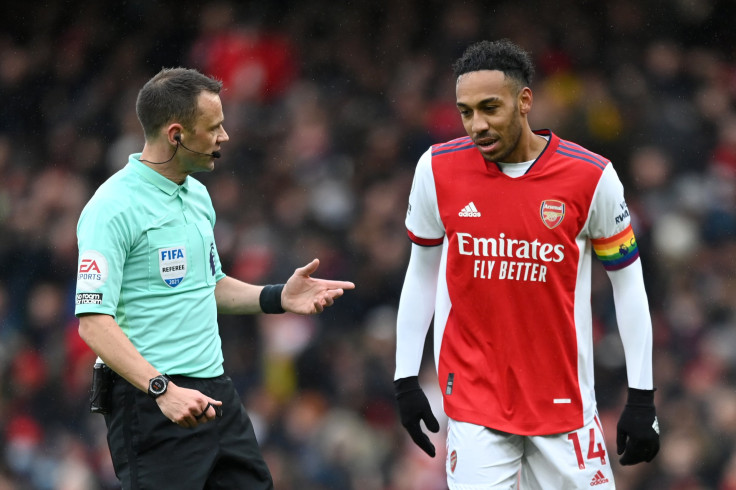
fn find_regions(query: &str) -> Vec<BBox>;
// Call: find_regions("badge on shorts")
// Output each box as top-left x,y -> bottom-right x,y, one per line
159,246 -> 186,287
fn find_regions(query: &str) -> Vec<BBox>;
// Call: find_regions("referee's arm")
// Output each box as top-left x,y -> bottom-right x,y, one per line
215,259 -> 354,316
79,313 -> 161,391
78,314 -> 221,427
214,277 -> 263,315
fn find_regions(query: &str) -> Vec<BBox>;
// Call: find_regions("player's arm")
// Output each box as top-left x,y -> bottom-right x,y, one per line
589,165 -> 654,389
396,150 -> 443,375
589,164 -> 659,465
394,149 -> 444,457
394,243 -> 443,457
78,313 -> 221,427
607,260 -> 653,390
215,259 -> 355,315
606,255 -> 660,465
395,244 -> 442,379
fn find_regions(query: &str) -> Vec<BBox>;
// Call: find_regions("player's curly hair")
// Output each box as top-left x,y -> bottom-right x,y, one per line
452,39 -> 534,92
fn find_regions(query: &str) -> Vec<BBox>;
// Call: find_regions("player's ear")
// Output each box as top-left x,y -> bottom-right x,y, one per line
519,87 -> 533,115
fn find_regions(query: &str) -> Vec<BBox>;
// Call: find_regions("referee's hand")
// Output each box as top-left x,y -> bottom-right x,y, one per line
157,383 -> 223,429
282,259 -> 355,314
394,376 -> 440,457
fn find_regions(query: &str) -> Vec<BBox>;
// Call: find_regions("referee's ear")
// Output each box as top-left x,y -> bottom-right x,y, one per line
165,124 -> 184,146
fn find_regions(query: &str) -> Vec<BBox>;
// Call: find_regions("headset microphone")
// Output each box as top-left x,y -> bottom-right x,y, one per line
175,134 -> 221,159
140,135 -> 221,165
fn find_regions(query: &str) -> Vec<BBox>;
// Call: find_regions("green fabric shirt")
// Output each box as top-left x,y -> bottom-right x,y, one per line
75,154 -> 226,377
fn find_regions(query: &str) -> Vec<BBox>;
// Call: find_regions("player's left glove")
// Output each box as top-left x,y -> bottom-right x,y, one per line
394,376 -> 440,457
616,387 -> 660,465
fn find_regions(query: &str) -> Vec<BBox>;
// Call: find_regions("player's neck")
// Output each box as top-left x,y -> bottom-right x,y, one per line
504,129 -> 546,164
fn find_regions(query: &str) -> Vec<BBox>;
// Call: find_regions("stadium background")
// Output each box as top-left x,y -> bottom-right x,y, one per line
1,0 -> 736,488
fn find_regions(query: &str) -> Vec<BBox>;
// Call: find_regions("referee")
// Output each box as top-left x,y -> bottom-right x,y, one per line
75,67 -> 354,489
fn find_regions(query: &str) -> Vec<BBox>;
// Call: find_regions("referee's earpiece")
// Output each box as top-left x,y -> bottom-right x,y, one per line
174,133 -> 181,142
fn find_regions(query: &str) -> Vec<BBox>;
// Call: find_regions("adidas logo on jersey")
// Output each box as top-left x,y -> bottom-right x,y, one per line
590,470 -> 610,486
459,202 -> 481,217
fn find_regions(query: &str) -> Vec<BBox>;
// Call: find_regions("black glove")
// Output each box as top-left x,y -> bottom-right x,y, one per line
616,388 -> 660,465
394,376 -> 440,457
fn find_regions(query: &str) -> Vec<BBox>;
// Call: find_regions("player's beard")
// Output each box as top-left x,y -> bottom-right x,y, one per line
492,110 -> 524,163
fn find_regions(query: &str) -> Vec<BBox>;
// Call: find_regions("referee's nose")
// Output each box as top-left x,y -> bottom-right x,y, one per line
219,127 -> 229,144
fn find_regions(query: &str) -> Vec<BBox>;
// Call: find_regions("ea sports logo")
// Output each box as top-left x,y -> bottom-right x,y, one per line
77,250 -> 108,289
79,259 -> 101,274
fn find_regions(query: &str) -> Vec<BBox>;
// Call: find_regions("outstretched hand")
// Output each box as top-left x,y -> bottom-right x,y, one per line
281,259 -> 355,314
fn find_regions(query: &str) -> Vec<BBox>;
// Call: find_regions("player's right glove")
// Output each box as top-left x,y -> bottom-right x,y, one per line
616,387 -> 660,465
394,376 -> 440,457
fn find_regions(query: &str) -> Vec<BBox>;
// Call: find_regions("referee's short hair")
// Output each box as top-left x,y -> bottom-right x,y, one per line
136,67 -> 223,139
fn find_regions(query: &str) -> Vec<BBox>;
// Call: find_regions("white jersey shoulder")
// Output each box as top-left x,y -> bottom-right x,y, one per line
584,164 -> 631,240
406,148 -> 444,241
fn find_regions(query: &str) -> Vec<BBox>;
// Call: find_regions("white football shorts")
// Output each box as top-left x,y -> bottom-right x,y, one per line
446,415 -> 615,489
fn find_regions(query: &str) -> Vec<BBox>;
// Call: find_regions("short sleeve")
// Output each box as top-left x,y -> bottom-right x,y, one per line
74,200 -> 130,316
587,164 -> 639,271
405,149 -> 444,246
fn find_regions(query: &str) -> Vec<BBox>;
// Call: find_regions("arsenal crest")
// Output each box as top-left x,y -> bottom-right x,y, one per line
540,200 -> 565,229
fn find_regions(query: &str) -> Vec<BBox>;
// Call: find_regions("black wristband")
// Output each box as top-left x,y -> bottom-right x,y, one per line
259,284 -> 285,314
626,387 -> 656,406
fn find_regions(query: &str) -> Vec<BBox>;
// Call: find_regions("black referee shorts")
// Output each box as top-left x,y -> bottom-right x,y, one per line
104,374 -> 273,490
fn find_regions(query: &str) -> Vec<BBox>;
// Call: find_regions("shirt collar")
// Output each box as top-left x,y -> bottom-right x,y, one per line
128,153 -> 188,196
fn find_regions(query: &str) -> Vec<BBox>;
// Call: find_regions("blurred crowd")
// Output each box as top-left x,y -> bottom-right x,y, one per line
1,0 -> 736,488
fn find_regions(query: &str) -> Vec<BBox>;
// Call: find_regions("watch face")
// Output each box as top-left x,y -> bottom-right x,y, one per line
151,377 -> 166,393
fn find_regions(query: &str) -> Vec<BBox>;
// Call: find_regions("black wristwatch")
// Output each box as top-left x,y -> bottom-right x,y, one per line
148,375 -> 170,399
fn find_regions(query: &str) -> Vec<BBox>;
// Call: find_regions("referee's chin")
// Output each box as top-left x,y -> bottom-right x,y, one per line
186,161 -> 217,176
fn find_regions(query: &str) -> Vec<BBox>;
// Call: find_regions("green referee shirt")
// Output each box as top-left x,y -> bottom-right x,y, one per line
75,154 -> 226,377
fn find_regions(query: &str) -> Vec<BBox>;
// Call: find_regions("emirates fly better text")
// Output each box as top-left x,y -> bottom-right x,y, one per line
456,232 -> 565,282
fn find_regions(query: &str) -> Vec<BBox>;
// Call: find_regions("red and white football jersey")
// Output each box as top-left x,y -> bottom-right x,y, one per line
404,130 -> 638,435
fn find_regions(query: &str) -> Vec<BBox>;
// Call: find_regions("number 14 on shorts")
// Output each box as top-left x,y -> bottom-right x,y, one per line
568,428 -> 606,469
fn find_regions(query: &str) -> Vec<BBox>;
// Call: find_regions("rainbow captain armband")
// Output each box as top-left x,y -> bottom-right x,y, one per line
592,225 -> 640,271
